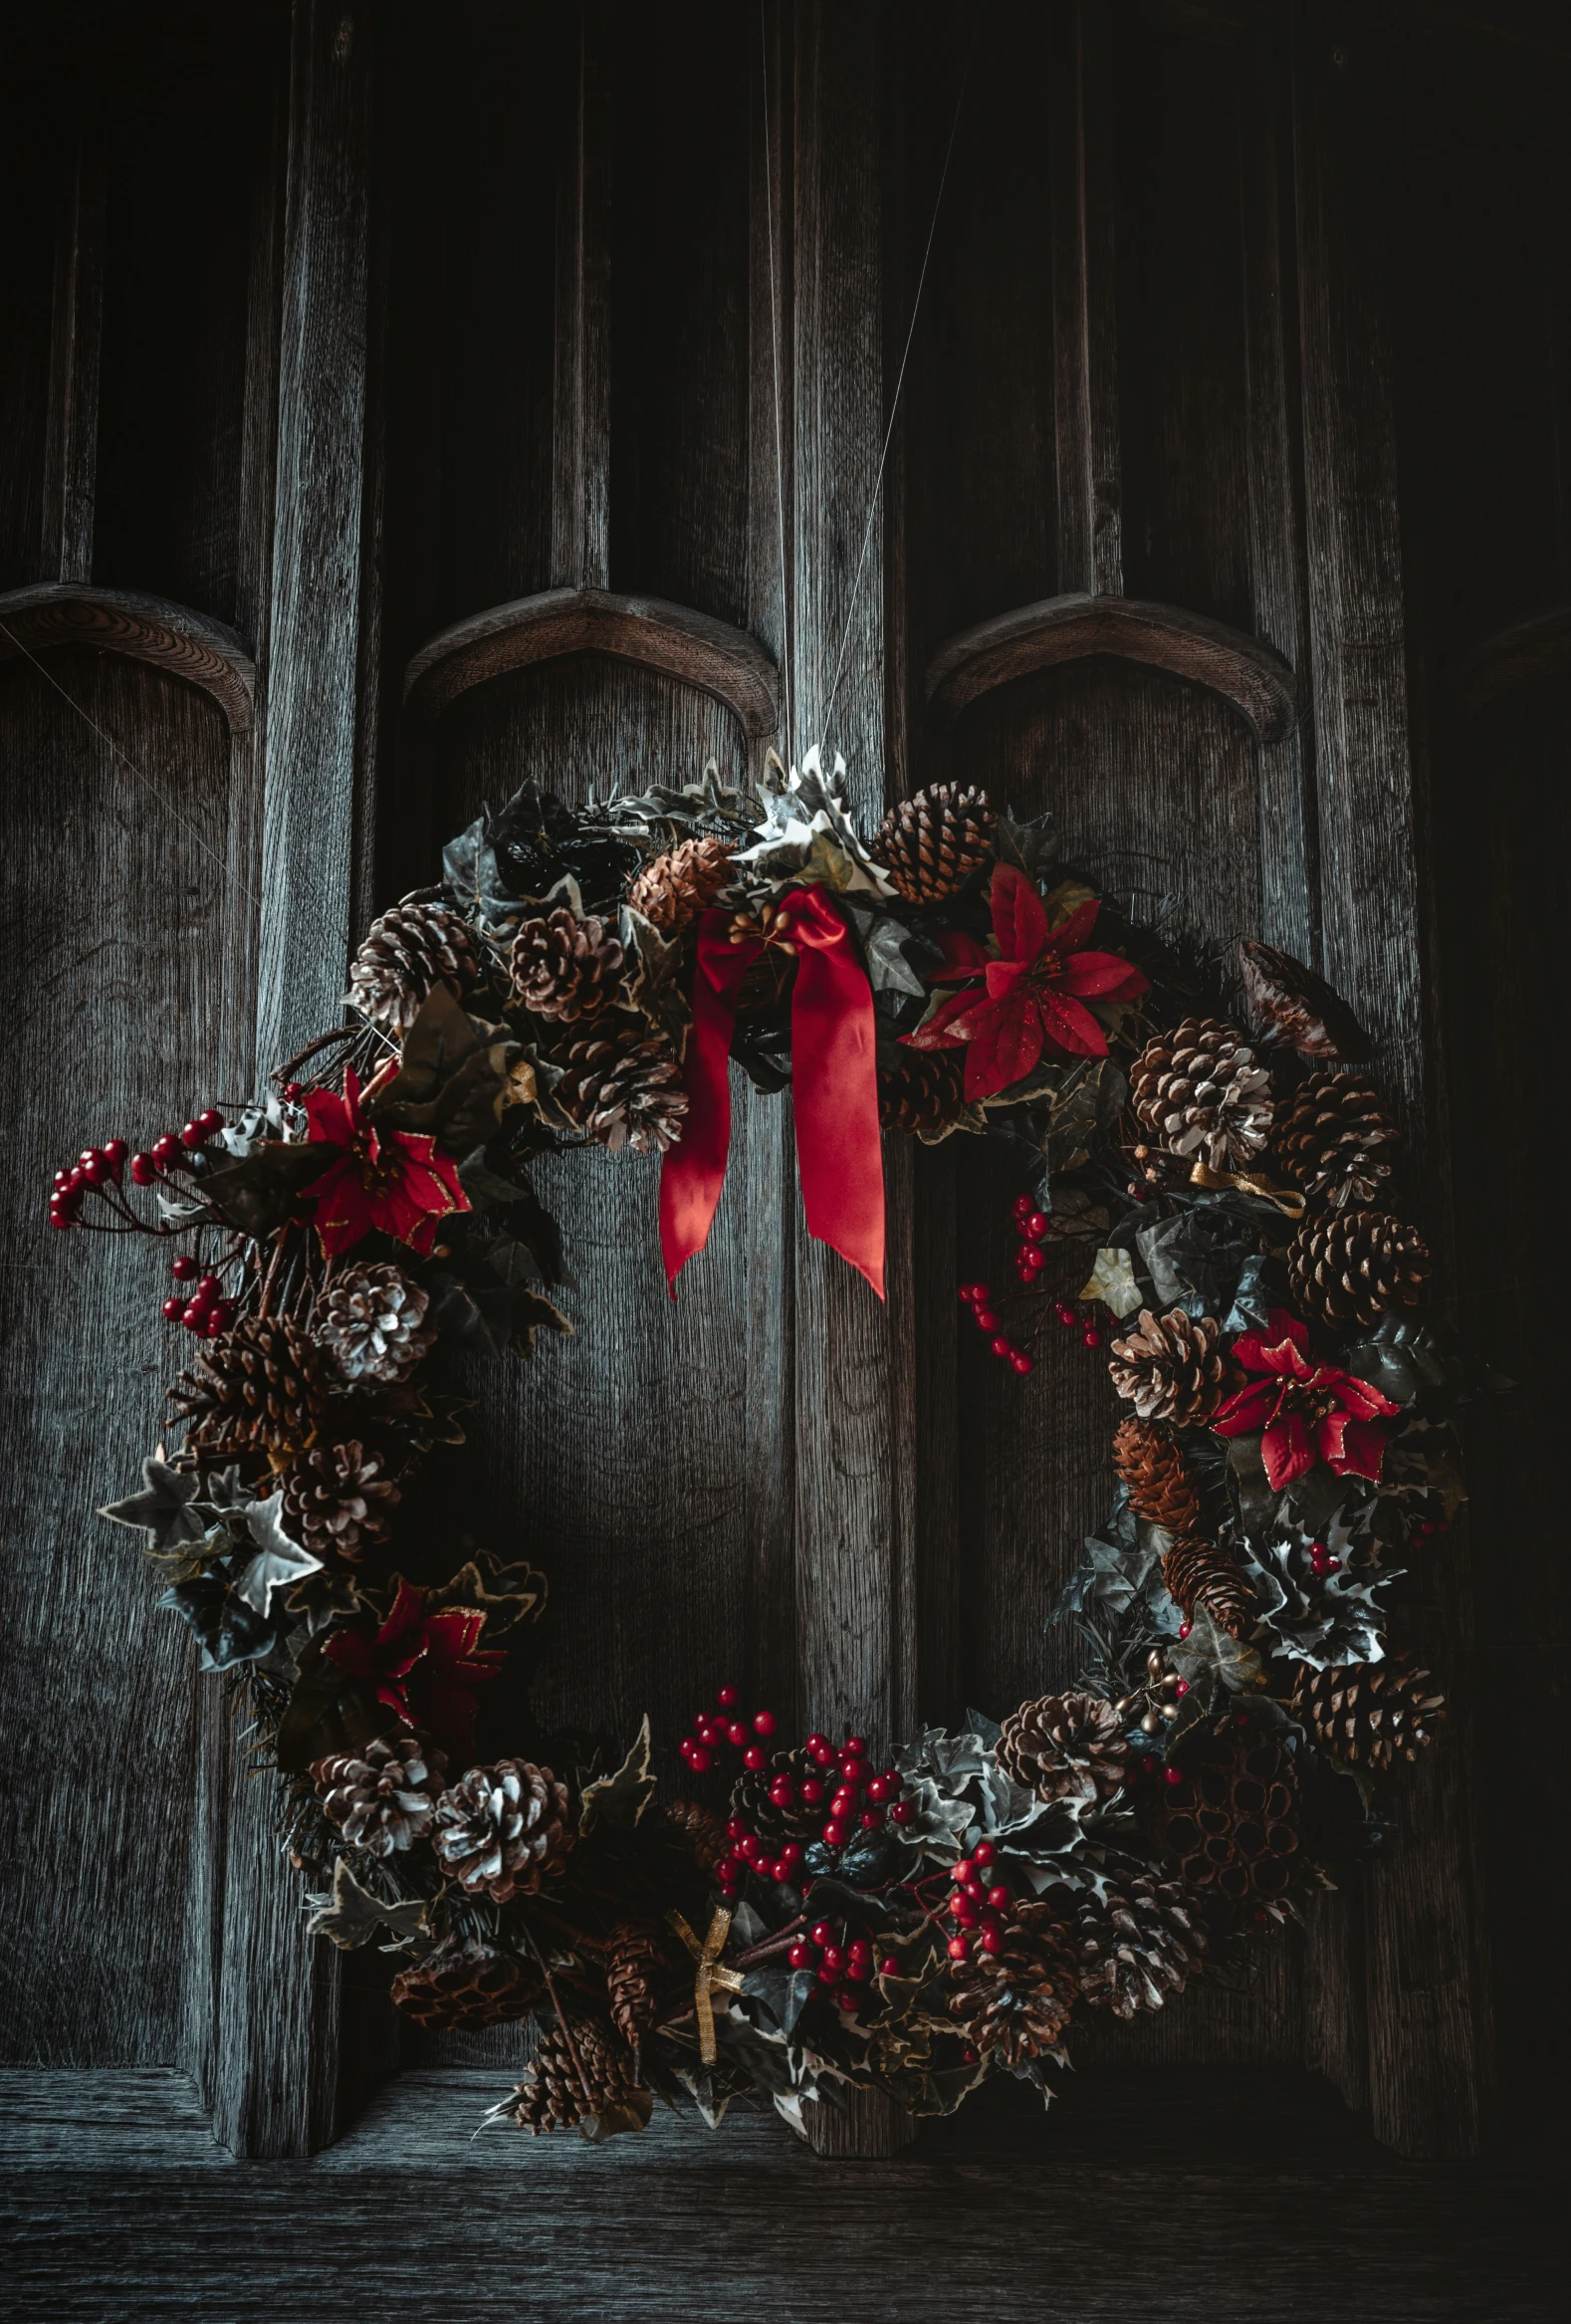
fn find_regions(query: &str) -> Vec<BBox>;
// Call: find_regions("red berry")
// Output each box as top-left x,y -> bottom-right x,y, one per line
181,1302 -> 206,1329
879,1956 -> 900,1978
688,1744 -> 712,1772
847,1955 -> 871,1980
739,1832 -> 765,1860
816,1963 -> 838,1985
844,1736 -> 867,1756
130,1153 -> 157,1186
972,1840 -> 996,1867
780,1843 -> 803,1869
975,1308 -> 1000,1333
961,2043 -> 981,2064
196,1108 -> 224,1136
1178,1621 -> 1192,1639
771,1859 -> 791,1883
170,1254 -> 198,1281
820,1946 -> 843,1974
834,1985 -> 860,2012
1325,1556 -> 1341,1572
1055,1300 -> 1074,1325
1174,1680 -> 1189,1698
822,1819 -> 850,1847
1022,1246 -> 1046,1272
991,1335 -> 1012,1359
151,1134 -> 181,1170
1026,1213 -> 1048,1240
859,1809 -> 882,1830
725,1817 -> 748,1841
717,1684 -> 740,1708
203,1309 -> 228,1338
810,1743 -> 836,1769
946,1936 -> 971,1962
195,1276 -> 220,1301
958,1283 -> 976,1305
809,1922 -> 834,1949
889,1800 -> 914,1825
1164,1766 -> 1184,1786
161,1297 -> 184,1321
799,1778 -> 825,1807
742,1744 -> 766,1771
752,1710 -> 776,1737
724,1720 -> 746,1746
804,1733 -> 829,1754
866,1776 -> 892,1803
180,1120 -> 209,1149
971,1282 -> 990,1303
48,1213 -> 72,1231
282,1080 -> 304,1100
979,1926 -> 1004,1955
769,1777 -> 796,1807
1010,1352 -> 1034,1375
103,1137 -> 128,1165
986,1884 -> 1010,1910
952,1900 -> 979,1929
788,1942 -> 812,1969
953,1860 -> 974,1883
1081,1326 -> 1101,1348
80,1151 -> 109,1186
1012,1195 -> 1032,1218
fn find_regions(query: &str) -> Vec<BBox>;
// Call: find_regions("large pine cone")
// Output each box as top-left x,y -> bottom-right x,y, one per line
347,895 -> 480,1032
1236,941 -> 1372,1063
390,1935 -> 545,2029
1286,1207 -> 1431,1331
315,1261 -> 436,1385
869,782 -> 997,903
504,2019 -> 644,2134
626,835 -> 736,935
432,1759 -> 575,1902
1047,1869 -> 1208,2018
1162,1537 -> 1254,1641
949,1911 -> 1078,2065
1273,1070 -> 1398,1211
878,1049 -> 968,1138
606,1917 -> 675,2050
509,907 -> 625,1022
1161,1718 -> 1304,1924
1291,1655 -> 1445,1770
660,1797 -> 730,1877
170,1314 -> 329,1465
999,1692 -> 1129,1804
281,1438 -> 401,1562
1107,1308 -> 1233,1425
1111,1418 -> 1202,1533
547,1013 -> 688,1154
730,1745 -> 823,1845
311,1732 -> 447,1854
1130,1018 -> 1273,1173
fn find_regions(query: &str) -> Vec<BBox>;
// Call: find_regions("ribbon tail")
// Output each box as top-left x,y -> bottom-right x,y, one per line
1188,1158 -> 1306,1218
786,896 -> 886,1300
659,916 -> 753,1294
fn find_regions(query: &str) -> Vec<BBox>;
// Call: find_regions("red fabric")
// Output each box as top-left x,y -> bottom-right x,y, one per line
660,887 -> 885,1298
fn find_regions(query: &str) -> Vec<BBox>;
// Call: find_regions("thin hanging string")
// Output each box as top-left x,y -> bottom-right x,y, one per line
759,1 -> 792,774
816,38 -> 974,753
0,617 -> 261,910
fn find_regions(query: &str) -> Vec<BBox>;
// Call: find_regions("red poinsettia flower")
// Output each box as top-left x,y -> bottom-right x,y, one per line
901,865 -> 1148,1100
300,1070 -> 468,1260
324,1579 -> 503,1759
1211,1308 -> 1400,1492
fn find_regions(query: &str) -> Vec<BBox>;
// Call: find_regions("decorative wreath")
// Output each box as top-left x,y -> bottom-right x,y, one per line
64,748 -> 1460,2141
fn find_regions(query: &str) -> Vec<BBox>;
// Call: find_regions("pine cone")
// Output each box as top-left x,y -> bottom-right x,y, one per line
170,1314 -> 329,1465
949,1912 -> 1077,2065
390,1935 -> 545,2030
1107,1308 -> 1233,1425
1236,940 -> 1372,1063
1286,1207 -> 1431,1331
606,1917 -> 674,2050
509,907 -> 625,1022
1273,1070 -> 1399,1211
347,895 -> 480,1031
1130,1017 -> 1273,1173
1291,1655 -> 1446,1770
504,2019 -> 644,2135
311,1732 -> 447,1854
869,783 -> 997,903
660,1798 -> 730,1877
998,1692 -> 1129,1804
626,835 -> 736,935
878,1049 -> 968,1137
1161,1718 -> 1304,1923
314,1261 -> 436,1385
432,1759 -> 575,1902
1162,1537 -> 1254,1641
1047,1869 -> 1208,2018
281,1438 -> 401,1562
730,1746 -> 822,1845
1111,1418 -> 1202,1533
548,1013 -> 688,1153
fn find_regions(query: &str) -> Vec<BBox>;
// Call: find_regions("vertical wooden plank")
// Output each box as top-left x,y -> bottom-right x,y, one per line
1049,0 -> 1122,600
1292,4 -> 1491,2159
39,136 -> 106,583
552,0 -> 611,593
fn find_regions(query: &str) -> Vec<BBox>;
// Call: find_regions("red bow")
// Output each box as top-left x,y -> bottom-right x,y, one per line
659,888 -> 885,1298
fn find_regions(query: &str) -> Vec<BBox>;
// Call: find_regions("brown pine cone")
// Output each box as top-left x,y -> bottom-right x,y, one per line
730,1746 -> 822,1845
504,2018 -> 644,2135
1045,1870 -> 1207,2018
1291,1655 -> 1446,1770
1107,1308 -> 1233,1425
606,1918 -> 674,2050
432,1759 -> 575,1902
390,1936 -> 544,2030
949,1911 -> 1078,2065
626,835 -> 736,935
878,1049 -> 969,1137
347,895 -> 480,1031
869,783 -> 997,903
1286,1207 -> 1431,1331
660,1797 -> 730,1877
1111,1418 -> 1202,1533
1130,1017 -> 1273,1174
509,906 -> 625,1022
1162,1537 -> 1254,1641
1272,1070 -> 1399,1211
1161,1718 -> 1304,1923
170,1314 -> 329,1466
1236,940 -> 1372,1063
311,1732 -> 447,1854
314,1261 -> 436,1385
999,1692 -> 1129,1804
281,1438 -> 401,1562
547,1013 -> 688,1154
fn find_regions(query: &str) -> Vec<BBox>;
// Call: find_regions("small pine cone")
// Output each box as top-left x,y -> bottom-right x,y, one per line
390,1935 -> 544,2029
1047,1871 -> 1208,2018
432,1759 -> 575,1902
1291,1655 -> 1446,1771
1162,1536 -> 1254,1641
1130,1017 -> 1273,1173
170,1314 -> 329,1465
1112,1418 -> 1202,1533
1161,1718 -> 1304,1923
730,1746 -> 823,1845
660,1798 -> 730,1877
311,1732 -> 448,1854
314,1261 -> 436,1385
281,1438 -> 400,1563
504,2019 -> 643,2135
1273,1070 -> 1399,1211
949,1912 -> 1078,2065
347,895 -> 480,1032
606,1917 -> 673,2050
878,1049 -> 968,1137
548,1013 -> 688,1154
869,783 -> 997,904
510,907 -> 625,1023
999,1692 -> 1129,1805
1107,1308 -> 1233,1426
1286,1207 -> 1431,1331
626,835 -> 736,935
1236,940 -> 1372,1063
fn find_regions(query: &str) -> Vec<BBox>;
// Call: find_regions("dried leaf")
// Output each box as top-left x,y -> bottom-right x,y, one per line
305,1859 -> 431,1951
578,1714 -> 656,1833
1079,1245 -> 1142,1318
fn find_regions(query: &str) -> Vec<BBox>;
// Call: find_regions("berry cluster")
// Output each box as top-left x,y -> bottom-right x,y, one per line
956,1190 -> 1111,1369
1305,1537 -> 1342,1580
785,1918 -> 901,2015
50,1108 -> 226,1235
681,1688 -> 912,1903
160,1251 -> 237,1339
956,1283 -> 1034,1373
938,1838 -> 1012,1963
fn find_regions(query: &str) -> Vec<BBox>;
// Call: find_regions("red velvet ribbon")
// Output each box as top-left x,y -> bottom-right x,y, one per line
659,886 -> 886,1298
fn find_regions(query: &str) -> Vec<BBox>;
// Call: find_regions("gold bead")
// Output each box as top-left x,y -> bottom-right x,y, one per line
1140,1712 -> 1159,1734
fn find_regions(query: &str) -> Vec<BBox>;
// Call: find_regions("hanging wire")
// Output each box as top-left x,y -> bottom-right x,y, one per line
759,2 -> 793,773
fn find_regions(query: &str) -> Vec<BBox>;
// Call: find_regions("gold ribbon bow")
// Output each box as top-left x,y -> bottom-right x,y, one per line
667,1906 -> 745,2064
1188,1159 -> 1306,1219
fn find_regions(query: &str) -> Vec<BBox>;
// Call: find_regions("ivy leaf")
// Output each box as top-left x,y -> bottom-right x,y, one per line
617,903 -> 689,1050
578,1715 -> 656,1834
158,1567 -> 280,1671
305,1860 -> 431,1952
233,1494 -> 322,1615
1079,1245 -> 1143,1318
100,1456 -> 205,1555
425,1554 -> 547,1638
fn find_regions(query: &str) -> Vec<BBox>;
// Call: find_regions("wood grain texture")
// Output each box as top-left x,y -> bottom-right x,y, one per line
0,582 -> 256,732
552,0 -> 612,593
1050,0 -> 1122,600
39,136 -> 105,584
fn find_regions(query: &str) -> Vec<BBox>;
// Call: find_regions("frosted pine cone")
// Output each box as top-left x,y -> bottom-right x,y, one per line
347,895 -> 480,1031
311,1733 -> 447,1855
548,1015 -> 688,1153
432,1758 -> 575,1901
315,1262 -> 436,1385
1130,1018 -> 1273,1173
1107,1308 -> 1233,1425
1162,1536 -> 1254,1640
1047,1869 -> 1207,2018
281,1438 -> 401,1562
1286,1207 -> 1431,1330
1290,1655 -> 1445,1770
509,907 -> 624,1022
503,2019 -> 644,2134
1272,1071 -> 1399,1211
949,1912 -> 1077,2065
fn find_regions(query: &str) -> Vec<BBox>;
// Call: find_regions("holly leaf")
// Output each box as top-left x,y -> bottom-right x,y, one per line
100,1455 -> 205,1555
578,1714 -> 656,1834
305,1859 -> 431,1952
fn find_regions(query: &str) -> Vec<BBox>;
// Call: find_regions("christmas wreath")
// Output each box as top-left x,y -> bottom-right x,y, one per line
64,748 -> 1459,2142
